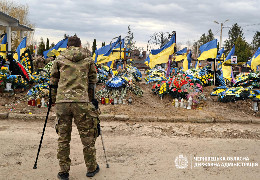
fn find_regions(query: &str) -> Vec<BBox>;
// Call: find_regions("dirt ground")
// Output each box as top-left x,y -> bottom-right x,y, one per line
0,119 -> 259,180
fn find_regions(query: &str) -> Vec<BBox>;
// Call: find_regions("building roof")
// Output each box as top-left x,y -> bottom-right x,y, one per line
0,11 -> 33,31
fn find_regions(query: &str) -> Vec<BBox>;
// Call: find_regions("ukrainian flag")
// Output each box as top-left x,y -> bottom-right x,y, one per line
197,39 -> 217,60
222,45 -> 235,80
0,34 -> 7,59
107,60 -> 114,68
183,51 -> 191,71
94,37 -> 121,64
13,37 -> 27,62
144,55 -> 150,66
251,47 -> 260,71
99,38 -> 125,64
195,61 -> 201,69
93,44 -> 112,63
43,38 -> 68,58
58,38 -> 68,51
217,47 -> 225,69
183,51 -> 192,71
217,47 -> 224,59
148,33 -> 176,68
175,47 -> 187,62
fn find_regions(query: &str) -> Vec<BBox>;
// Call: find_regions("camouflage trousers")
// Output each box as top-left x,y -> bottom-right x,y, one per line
55,102 -> 99,173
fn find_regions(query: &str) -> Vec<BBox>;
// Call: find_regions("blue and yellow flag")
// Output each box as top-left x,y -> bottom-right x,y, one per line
0,34 -> 7,58
94,37 -> 122,64
247,55 -> 252,67
148,33 -> 176,68
107,60 -> 114,68
13,37 -> 27,62
1,34 -> 7,44
144,56 -> 150,66
58,38 -> 68,52
222,45 -> 235,80
183,51 -> 192,71
43,38 -> 68,58
93,43 -> 114,63
251,47 -> 260,71
198,39 -> 217,60
217,47 -> 225,69
175,47 -> 187,62
99,38 -> 125,64
195,61 -> 201,69
217,47 -> 224,59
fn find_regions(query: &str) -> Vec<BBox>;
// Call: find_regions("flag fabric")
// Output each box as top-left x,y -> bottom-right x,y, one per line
175,47 -> 187,62
222,45 -> 235,80
1,34 -> 7,44
103,37 -> 121,56
144,56 -> 150,66
216,48 -> 225,70
43,38 -> 68,59
99,39 -> 125,64
0,34 -> 7,58
183,51 -> 192,71
148,33 -> 176,68
107,60 -> 114,68
197,39 -> 217,60
195,61 -> 201,69
217,47 -> 224,59
251,47 -> 260,71
13,37 -> 27,62
58,38 -> 68,51
94,37 -> 124,64
247,58 -> 252,67
93,43 -> 115,63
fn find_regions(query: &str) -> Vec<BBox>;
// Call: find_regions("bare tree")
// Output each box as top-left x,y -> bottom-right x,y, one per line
0,0 -> 35,50
147,31 -> 175,52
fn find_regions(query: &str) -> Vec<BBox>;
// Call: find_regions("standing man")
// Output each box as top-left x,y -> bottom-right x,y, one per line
50,35 -> 100,180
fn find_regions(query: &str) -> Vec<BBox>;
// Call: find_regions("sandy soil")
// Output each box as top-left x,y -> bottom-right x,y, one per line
0,119 -> 259,180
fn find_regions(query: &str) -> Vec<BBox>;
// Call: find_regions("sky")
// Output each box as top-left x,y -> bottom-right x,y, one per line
14,0 -> 260,50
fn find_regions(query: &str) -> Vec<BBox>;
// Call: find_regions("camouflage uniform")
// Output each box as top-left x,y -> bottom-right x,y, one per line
50,46 -> 98,173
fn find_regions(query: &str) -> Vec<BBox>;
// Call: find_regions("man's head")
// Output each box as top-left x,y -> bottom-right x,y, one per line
68,35 -> 81,47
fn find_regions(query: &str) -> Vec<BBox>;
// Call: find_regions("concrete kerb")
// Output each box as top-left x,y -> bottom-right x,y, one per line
0,112 -> 9,119
1,112 -> 260,124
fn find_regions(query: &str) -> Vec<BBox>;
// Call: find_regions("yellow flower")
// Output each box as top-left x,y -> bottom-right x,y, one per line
1,67 -> 8,70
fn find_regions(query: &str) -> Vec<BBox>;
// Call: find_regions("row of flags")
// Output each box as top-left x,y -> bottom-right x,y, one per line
0,33 -> 259,73
0,34 -> 68,62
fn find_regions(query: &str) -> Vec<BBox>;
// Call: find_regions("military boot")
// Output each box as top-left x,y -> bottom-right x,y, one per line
86,164 -> 100,177
57,172 -> 69,180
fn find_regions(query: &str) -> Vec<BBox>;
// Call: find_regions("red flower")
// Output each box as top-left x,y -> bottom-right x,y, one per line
190,83 -> 194,86
188,79 -> 192,82
157,84 -> 160,87
183,74 -> 185,76
178,89 -> 182,93
173,88 -> 176,91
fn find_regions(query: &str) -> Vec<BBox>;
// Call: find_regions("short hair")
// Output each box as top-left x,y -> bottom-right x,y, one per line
68,35 -> 81,47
